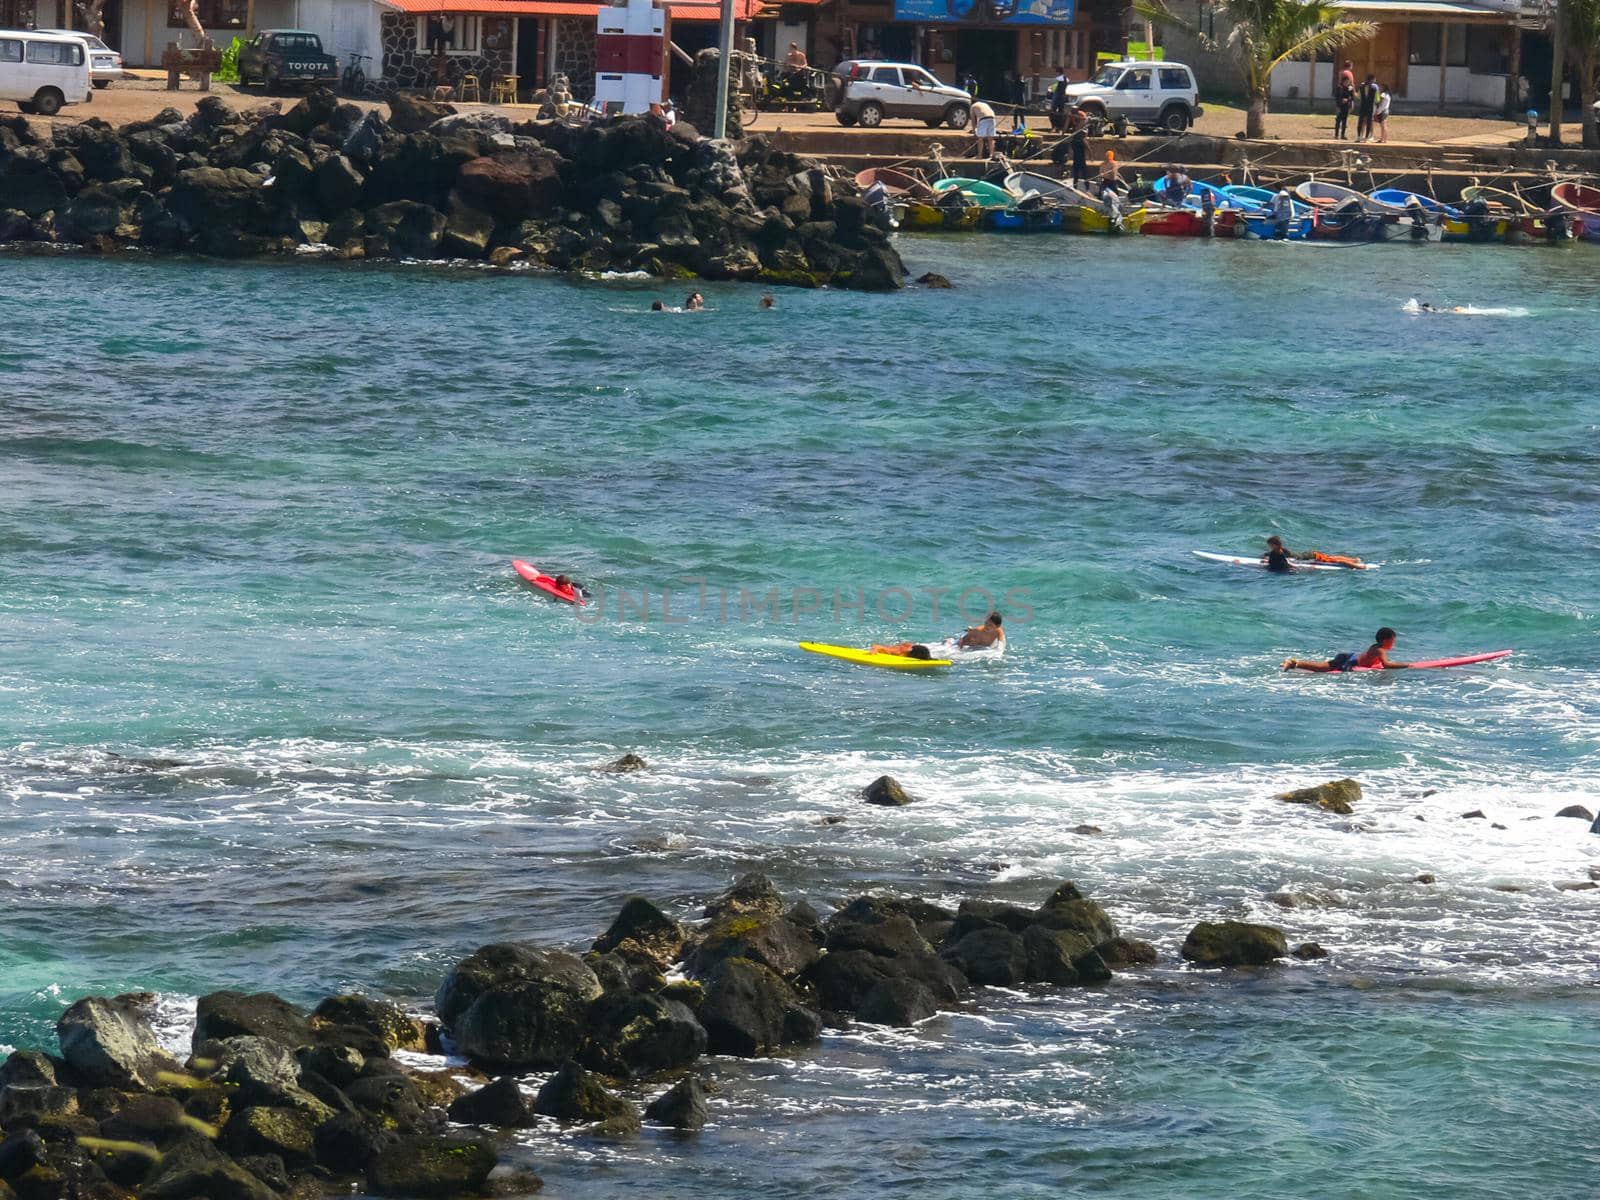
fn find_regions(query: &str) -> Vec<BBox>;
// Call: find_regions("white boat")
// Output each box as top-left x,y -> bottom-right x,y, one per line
1293,179 -> 1384,214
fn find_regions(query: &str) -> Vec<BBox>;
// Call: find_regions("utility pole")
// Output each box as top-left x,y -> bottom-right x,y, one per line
1550,0 -> 1565,143
713,0 -> 735,138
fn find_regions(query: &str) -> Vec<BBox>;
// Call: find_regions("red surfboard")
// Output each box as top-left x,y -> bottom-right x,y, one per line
512,559 -> 585,606
1352,650 -> 1512,671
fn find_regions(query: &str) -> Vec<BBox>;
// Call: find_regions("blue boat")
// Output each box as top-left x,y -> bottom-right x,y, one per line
1239,212 -> 1315,241
1369,188 -> 1462,217
985,207 -> 1064,232
1222,185 -> 1310,216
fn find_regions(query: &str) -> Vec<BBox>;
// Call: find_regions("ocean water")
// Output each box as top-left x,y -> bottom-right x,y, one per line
2,238 -> 1598,1198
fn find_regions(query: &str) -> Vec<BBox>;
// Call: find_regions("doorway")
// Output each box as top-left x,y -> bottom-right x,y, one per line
955,28 -> 1015,101
517,17 -> 541,90
1361,23 -> 1408,97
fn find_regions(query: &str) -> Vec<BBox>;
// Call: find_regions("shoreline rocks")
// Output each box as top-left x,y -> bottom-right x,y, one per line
1,875 -> 1325,1199
0,92 -> 905,290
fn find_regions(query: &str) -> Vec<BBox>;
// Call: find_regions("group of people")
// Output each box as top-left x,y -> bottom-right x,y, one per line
648,293 -> 776,313
1333,61 -> 1392,143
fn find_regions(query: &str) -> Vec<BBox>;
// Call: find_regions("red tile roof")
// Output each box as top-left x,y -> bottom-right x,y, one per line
381,0 -> 769,18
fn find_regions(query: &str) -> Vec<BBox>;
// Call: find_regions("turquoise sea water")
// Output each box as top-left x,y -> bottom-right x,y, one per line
2,238 -> 1599,1197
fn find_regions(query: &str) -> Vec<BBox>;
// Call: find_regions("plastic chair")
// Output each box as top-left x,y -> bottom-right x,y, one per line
458,73 -> 481,102
491,73 -> 518,104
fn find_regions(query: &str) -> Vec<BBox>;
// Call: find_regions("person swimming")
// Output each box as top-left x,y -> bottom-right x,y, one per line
957,612 -> 1004,649
1283,626 -> 1412,672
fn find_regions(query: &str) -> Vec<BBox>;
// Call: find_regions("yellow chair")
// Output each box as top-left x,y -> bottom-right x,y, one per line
458,73 -> 481,102
491,73 -> 518,104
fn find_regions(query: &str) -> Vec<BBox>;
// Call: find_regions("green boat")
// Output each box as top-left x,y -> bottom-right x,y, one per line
931,177 -> 1013,208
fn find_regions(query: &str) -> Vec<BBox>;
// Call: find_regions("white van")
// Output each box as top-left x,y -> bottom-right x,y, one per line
0,28 -> 92,116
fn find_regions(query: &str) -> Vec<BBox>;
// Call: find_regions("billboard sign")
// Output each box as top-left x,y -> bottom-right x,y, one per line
892,0 -> 1077,24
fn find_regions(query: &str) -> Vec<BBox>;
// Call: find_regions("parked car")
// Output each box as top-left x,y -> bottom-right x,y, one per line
1064,60 -> 1203,133
0,27 -> 92,115
37,29 -> 122,88
832,60 -> 971,129
238,29 -> 339,93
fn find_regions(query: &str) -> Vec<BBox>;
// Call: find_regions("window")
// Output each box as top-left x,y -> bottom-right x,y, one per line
869,65 -> 901,84
1158,67 -> 1190,90
0,38 -> 20,62
168,0 -> 246,28
1409,22 -> 1466,67
26,39 -> 83,64
1118,68 -> 1151,90
904,67 -> 937,87
417,15 -> 481,55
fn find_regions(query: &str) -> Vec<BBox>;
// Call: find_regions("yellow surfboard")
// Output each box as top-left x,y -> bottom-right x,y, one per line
799,642 -> 953,670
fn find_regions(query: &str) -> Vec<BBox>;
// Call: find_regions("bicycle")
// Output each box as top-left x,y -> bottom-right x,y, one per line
341,51 -> 371,98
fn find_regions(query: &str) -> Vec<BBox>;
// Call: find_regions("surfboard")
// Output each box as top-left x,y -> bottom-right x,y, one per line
799,642 -> 953,670
1351,650 -> 1512,671
1193,551 -> 1378,572
512,559 -> 585,606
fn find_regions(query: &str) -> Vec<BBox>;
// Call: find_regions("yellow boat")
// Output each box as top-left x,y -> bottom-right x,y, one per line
900,201 -> 983,231
799,642 -> 952,670
1067,204 -> 1149,234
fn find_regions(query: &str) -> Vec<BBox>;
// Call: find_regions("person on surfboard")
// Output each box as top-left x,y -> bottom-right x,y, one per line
1264,535 -> 1367,571
867,643 -> 935,660
552,574 -> 587,600
1283,627 -> 1412,672
957,612 -> 1004,649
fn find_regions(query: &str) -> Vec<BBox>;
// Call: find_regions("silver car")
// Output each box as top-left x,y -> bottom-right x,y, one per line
38,29 -> 123,88
833,60 -> 971,129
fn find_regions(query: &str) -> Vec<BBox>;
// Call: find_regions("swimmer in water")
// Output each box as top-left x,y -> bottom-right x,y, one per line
1283,626 -> 1412,672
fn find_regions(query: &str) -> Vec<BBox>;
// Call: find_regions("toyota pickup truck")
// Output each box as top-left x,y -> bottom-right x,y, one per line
238,29 -> 339,92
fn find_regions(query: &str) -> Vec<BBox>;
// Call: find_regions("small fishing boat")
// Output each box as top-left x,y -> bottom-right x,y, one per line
1220,184 -> 1290,212
1003,170 -> 1077,202
1238,212 -> 1315,241
1139,206 -> 1242,237
855,166 -> 936,200
1460,184 -> 1536,214
1369,188 -> 1461,217
1550,181 -> 1600,240
900,200 -> 983,231
932,177 -> 1014,208
1294,179 -> 1383,213
1073,204 -> 1148,234
985,206 -> 1064,232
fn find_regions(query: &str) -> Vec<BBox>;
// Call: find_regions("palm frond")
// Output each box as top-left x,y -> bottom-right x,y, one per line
1265,20 -> 1379,76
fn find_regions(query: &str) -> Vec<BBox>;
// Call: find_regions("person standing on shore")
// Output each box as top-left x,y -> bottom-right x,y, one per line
1334,71 -> 1355,139
1357,73 -> 1379,141
1372,84 -> 1391,143
971,98 -> 997,157
1049,70 -> 1068,132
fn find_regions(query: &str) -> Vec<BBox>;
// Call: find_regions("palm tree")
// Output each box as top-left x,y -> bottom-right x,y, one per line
1135,0 -> 1376,138
1563,0 -> 1600,146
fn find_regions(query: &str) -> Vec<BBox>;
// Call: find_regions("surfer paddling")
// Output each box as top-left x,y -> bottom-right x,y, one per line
1264,535 -> 1367,571
868,643 -> 936,659
1283,627 -> 1412,672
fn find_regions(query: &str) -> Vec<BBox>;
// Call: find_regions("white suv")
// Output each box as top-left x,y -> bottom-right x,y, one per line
1065,60 -> 1203,133
833,61 -> 972,129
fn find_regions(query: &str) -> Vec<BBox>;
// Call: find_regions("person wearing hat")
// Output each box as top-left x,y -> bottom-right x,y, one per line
1271,188 -> 1294,239
1096,149 -> 1124,192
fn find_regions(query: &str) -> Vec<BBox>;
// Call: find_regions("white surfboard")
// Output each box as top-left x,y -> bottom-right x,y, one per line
1192,550 -> 1380,572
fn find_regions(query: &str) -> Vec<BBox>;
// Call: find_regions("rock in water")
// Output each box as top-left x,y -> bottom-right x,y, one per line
685,911 -> 822,980
446,1076 -> 531,1127
366,1135 -> 497,1197
1095,937 -> 1158,968
311,994 -> 425,1053
1180,921 -> 1289,967
581,991 -> 707,1077
591,896 -> 686,969
436,945 -> 602,1070
1276,778 -> 1362,815
1292,942 -> 1329,960
1554,804 -> 1594,821
704,872 -> 785,921
55,994 -> 179,1089
856,978 -> 937,1026
597,752 -> 647,773
194,990 -> 313,1051
644,1075 -> 709,1130
862,775 -> 914,806
533,1062 -> 640,1135
698,958 -> 820,1056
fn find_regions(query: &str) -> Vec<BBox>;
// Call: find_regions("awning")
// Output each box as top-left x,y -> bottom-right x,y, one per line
381,0 -> 767,17
1331,0 -> 1518,20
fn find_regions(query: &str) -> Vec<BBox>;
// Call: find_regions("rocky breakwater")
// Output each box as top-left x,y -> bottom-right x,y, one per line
0,90 -> 904,289
0,874 -> 1310,1199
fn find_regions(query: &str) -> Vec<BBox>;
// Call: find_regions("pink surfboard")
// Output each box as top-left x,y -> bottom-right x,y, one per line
1351,650 -> 1512,671
512,559 -> 585,606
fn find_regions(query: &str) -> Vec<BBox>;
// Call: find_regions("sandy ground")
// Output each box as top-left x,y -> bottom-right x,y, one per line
23,73 -> 1536,150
